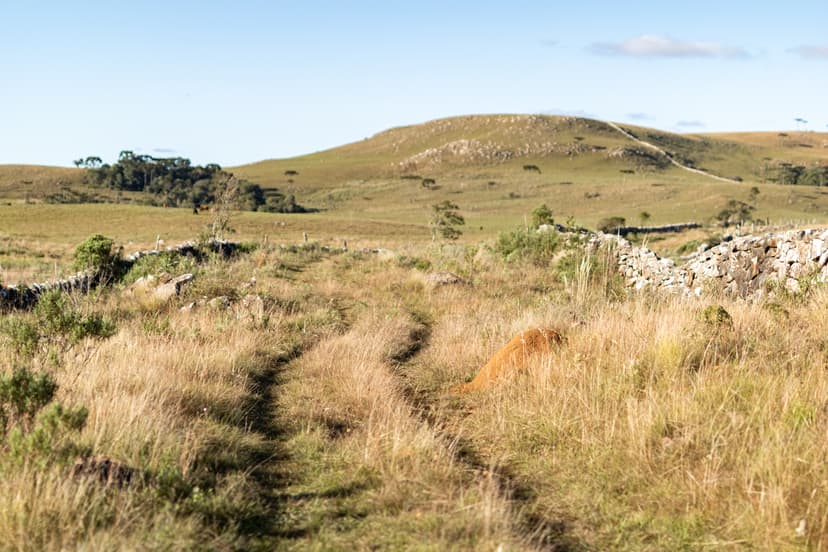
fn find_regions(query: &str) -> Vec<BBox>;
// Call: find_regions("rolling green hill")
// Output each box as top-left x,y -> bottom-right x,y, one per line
229,114 -> 828,232
0,165 -> 85,199
2,115 -> 828,245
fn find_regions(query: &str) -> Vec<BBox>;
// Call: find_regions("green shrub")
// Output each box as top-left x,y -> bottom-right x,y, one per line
0,366 -> 87,466
699,305 -> 733,328
1,291 -> 116,358
73,233 -> 121,278
123,251 -> 198,285
495,227 -> 562,266
33,290 -> 77,335
0,367 -> 57,432
0,317 -> 40,357
396,255 -> 432,272
530,204 -> 554,229
676,240 -> 702,256
35,290 -> 116,343
429,201 -> 464,241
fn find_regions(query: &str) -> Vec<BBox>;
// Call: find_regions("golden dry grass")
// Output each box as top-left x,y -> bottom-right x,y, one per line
4,225 -> 828,549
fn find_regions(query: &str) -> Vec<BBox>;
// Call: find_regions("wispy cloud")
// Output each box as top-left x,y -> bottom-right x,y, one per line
627,112 -> 654,121
540,39 -> 558,48
789,45 -> 828,60
152,148 -> 177,154
589,35 -> 751,59
676,120 -> 705,129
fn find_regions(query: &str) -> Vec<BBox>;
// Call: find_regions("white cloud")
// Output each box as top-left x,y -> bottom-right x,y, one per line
590,35 -> 750,59
627,112 -> 654,121
789,45 -> 828,60
676,120 -> 706,128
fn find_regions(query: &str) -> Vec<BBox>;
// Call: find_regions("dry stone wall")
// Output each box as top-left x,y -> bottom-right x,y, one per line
592,228 -> 828,298
0,240 -> 238,310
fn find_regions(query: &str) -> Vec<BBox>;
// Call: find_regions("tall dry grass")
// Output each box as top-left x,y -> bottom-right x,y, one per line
0,248 -> 298,550
404,251 -> 828,549
277,309 -> 523,549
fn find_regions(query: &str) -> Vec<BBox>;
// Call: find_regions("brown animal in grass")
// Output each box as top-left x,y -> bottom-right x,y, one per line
451,328 -> 562,394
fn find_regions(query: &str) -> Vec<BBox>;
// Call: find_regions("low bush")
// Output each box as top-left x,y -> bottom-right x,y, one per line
1,290 -> 115,358
122,251 -> 198,285
396,255 -> 432,272
494,227 -> 562,266
0,366 -> 88,466
73,234 -> 123,280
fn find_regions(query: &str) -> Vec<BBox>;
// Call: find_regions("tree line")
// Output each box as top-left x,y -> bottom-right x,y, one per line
74,151 -> 309,213
768,163 -> 828,187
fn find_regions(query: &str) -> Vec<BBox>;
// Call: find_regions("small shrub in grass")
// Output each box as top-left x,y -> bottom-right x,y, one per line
494,227 -> 562,265
0,316 -> 40,357
123,251 -> 198,285
396,255 -> 432,271
0,366 -> 88,466
699,305 -> 733,329
676,239 -> 702,256
530,203 -> 554,229
1,291 -> 115,357
73,233 -> 123,280
34,290 -> 116,342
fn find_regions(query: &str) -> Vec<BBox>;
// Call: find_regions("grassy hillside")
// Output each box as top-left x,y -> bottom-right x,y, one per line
3,115 -> 828,283
0,165 -> 85,199
227,114 -> 828,235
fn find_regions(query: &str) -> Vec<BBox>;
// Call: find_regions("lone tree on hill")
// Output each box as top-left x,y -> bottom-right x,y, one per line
429,200 -> 465,241
638,211 -> 651,226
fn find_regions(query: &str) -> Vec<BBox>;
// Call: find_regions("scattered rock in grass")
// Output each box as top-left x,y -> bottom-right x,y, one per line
73,456 -> 138,488
238,294 -> 265,320
208,296 -> 231,310
126,274 -> 156,295
153,273 -> 194,302
451,328 -> 562,394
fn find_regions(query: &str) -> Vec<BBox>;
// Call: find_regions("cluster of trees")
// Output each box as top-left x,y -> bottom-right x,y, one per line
769,163 -> 828,187
78,151 -> 308,213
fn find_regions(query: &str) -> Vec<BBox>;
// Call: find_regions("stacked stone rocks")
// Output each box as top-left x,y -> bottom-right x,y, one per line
0,239 -> 238,310
591,228 -> 828,298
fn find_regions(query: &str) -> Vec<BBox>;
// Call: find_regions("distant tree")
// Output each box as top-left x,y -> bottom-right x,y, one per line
429,200 -> 464,241
84,156 -> 102,168
715,199 -> 754,227
776,163 -> 805,185
798,166 -> 828,187
284,170 -> 299,176
531,203 -> 554,229
80,153 -> 306,213
421,178 -> 437,190
749,186 -> 760,206
638,211 -> 651,225
522,164 -> 541,173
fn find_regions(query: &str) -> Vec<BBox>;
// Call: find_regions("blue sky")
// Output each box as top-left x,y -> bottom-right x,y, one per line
1,0 -> 826,166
